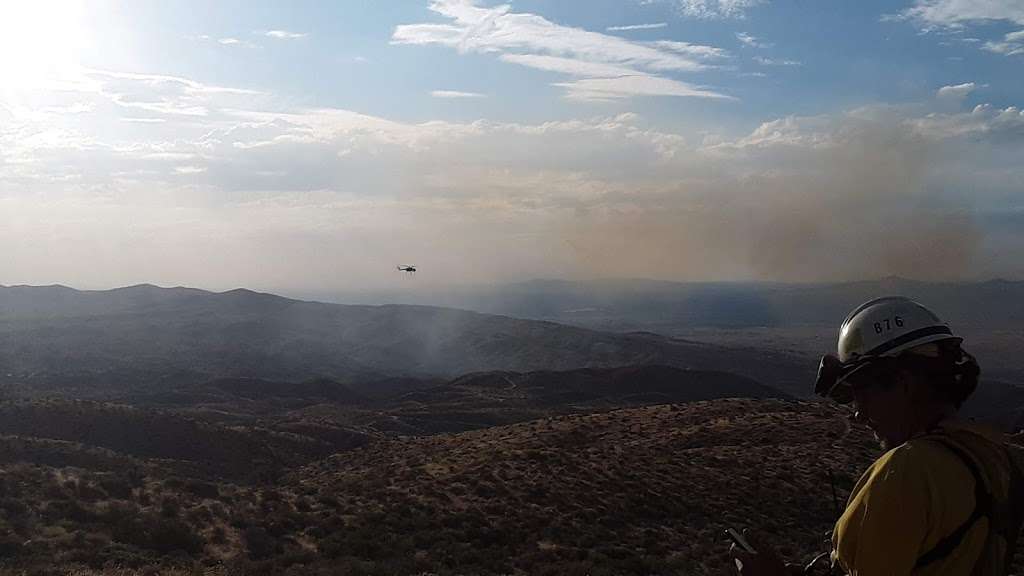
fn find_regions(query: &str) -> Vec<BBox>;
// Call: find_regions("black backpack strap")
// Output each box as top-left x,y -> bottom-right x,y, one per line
1002,444 -> 1024,569
914,437 -> 993,569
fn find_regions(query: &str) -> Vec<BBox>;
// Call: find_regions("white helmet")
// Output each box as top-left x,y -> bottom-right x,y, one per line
837,296 -> 960,363
815,296 -> 963,402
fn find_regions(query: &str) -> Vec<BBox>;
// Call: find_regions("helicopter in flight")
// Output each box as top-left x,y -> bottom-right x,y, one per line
397,265 -> 417,275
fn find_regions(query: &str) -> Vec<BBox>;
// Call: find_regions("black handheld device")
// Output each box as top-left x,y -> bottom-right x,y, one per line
726,528 -> 757,554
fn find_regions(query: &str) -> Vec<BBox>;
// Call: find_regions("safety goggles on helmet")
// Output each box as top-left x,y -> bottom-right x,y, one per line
815,296 -> 963,403
814,354 -> 891,404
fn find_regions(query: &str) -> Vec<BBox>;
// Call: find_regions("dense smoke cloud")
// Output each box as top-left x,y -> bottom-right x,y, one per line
562,109 -> 988,282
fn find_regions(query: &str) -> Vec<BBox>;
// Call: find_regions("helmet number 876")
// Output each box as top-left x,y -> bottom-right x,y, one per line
873,316 -> 904,334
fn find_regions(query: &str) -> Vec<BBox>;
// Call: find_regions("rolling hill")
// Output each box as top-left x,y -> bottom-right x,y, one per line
0,284 -> 812,398
0,398 -> 882,575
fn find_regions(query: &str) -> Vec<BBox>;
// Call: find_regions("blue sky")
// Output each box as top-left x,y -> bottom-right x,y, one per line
0,0 -> 1022,290
76,0 -> 1022,124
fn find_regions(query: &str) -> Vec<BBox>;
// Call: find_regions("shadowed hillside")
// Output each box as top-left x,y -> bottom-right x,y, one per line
288,399 -> 878,575
110,364 -> 789,438
0,284 -> 812,398
0,398 -> 878,575
0,400 -> 363,482
319,365 -> 789,435
1,395 -> 1019,575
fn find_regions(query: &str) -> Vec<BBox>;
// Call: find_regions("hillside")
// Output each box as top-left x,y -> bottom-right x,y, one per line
97,364 -> 789,438
309,277 -> 1024,386
0,400 -> 355,482
0,284 -> 811,398
0,398 -> 878,575
2,395 -> 1019,575
288,399 -> 879,575
311,365 -> 788,436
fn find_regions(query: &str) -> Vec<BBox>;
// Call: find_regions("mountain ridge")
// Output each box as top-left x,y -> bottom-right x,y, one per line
0,284 -> 813,398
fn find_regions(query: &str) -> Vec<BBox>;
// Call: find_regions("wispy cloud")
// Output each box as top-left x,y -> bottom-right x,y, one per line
754,56 -> 801,66
262,30 -> 308,39
937,82 -> 977,100
983,29 -> 1024,56
905,103 -> 1024,139
555,75 -> 737,102
655,0 -> 765,20
81,68 -> 261,117
606,23 -> 668,31
500,54 -> 649,78
735,32 -> 771,48
392,0 -> 731,101
892,0 -> 1024,28
431,90 -> 486,98
201,36 -> 255,48
890,1 -> 1024,56
219,37 -> 244,45
649,40 -> 730,59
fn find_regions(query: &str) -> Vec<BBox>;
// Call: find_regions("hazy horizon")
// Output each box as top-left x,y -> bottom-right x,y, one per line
3,0 -> 1023,291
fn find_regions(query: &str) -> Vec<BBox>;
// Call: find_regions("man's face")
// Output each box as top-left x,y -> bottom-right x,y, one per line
850,372 -> 913,450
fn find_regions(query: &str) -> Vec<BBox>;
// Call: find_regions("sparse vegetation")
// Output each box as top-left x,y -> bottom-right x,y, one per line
0,397 -> 905,575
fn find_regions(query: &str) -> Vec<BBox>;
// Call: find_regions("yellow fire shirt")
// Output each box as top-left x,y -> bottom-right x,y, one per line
832,420 -> 1014,575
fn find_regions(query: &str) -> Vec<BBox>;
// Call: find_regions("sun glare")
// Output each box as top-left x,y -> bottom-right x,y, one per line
0,0 -> 89,91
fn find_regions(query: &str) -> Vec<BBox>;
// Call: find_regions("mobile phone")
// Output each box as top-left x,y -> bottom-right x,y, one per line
726,528 -> 757,554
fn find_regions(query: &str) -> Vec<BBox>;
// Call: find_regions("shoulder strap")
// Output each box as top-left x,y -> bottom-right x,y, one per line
1002,443 -> 1024,570
914,436 -> 993,569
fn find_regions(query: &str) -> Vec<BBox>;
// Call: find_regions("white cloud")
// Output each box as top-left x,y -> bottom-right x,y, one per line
555,76 -> 735,101
983,29 -> 1024,55
754,56 -> 801,66
895,0 -> 1024,28
937,82 -> 977,100
606,23 -> 668,31
431,90 -> 486,98
263,30 -> 308,39
217,37 -> 257,48
648,40 -> 730,59
735,32 -> 770,48
704,102 -> 1024,154
893,1 -> 1024,56
392,0 -> 730,101
500,54 -> 650,77
702,114 -> 840,151
83,69 -> 261,117
657,0 -> 765,19
393,1 -> 712,71
907,104 -> 1024,139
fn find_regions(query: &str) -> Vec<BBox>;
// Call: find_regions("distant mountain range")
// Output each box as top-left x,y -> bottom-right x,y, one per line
310,276 -> 1024,330
308,276 -> 1024,391
0,283 -> 811,397
1,281 -> 1020,429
